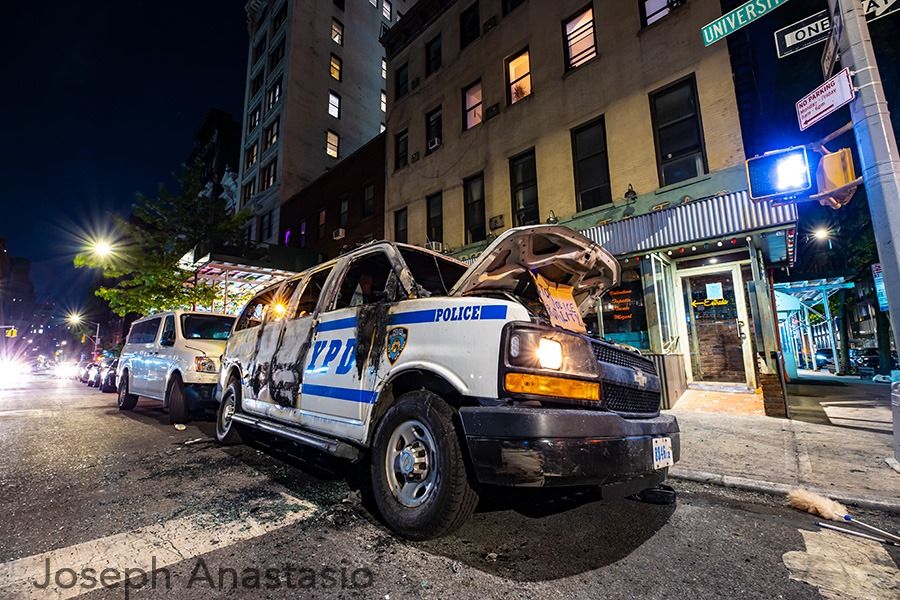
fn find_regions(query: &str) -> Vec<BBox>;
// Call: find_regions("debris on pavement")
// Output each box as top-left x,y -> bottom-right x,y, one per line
173,424 -> 186,431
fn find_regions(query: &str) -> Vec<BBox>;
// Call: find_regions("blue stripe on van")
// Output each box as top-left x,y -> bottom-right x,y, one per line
301,383 -> 377,404
314,304 -> 508,332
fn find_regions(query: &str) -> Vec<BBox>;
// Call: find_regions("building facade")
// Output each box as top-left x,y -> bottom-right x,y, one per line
238,0 -> 415,244
382,0 -> 799,414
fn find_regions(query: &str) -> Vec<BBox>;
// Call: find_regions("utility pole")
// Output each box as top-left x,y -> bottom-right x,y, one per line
826,0 -> 900,460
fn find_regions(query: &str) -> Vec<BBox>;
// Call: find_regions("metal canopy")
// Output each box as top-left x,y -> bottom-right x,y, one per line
773,278 -> 855,305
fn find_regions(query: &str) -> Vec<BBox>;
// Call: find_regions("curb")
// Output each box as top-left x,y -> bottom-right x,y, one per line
669,467 -> 900,514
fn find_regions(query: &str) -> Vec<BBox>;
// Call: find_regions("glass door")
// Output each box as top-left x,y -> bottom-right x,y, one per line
676,265 -> 754,387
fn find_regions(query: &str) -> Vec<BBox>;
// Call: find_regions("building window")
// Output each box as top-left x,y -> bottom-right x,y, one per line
381,58 -> 387,79
369,0 -> 377,6
242,178 -> 257,204
425,34 -> 442,76
502,0 -> 526,15
382,0 -> 392,20
362,184 -> 375,218
263,118 -> 280,150
463,81 -> 482,130
318,208 -> 327,238
510,149 -> 539,226
395,129 -> 408,169
460,2 -> 480,50
326,130 -> 340,158
271,3 -> 287,33
380,90 -> 387,113
571,116 -> 612,211
395,62 -> 409,98
259,210 -> 274,241
244,141 -> 259,169
425,106 -> 442,153
564,6 -> 597,70
380,123 -> 386,133
464,173 -> 486,244
250,70 -> 264,97
265,78 -> 282,111
247,105 -> 261,133
330,54 -> 342,81
640,0 -> 675,27
394,208 -> 408,243
339,195 -> 349,228
426,192 -> 443,243
268,38 -> 285,70
507,49 -> 532,104
261,156 -> 278,190
328,91 -> 341,118
252,38 -> 266,65
331,18 -> 344,45
650,75 -> 707,186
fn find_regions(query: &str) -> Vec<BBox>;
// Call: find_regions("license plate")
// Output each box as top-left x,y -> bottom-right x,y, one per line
652,437 -> 674,469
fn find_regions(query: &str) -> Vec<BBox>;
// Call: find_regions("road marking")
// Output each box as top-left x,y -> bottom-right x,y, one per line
783,529 -> 900,599
0,492 -> 316,599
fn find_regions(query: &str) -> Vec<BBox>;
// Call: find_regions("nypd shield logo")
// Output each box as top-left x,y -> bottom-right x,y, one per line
386,327 -> 408,365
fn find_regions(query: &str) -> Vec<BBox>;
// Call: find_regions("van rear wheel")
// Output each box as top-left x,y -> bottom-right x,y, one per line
167,375 -> 189,425
369,390 -> 479,540
117,374 -> 138,410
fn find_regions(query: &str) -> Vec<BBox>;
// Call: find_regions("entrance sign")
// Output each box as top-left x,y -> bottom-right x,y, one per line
872,263 -> 889,312
775,10 -> 830,57
702,0 -> 792,46
532,272 -> 586,333
796,68 -> 855,130
821,0 -> 844,78
706,282 -> 724,300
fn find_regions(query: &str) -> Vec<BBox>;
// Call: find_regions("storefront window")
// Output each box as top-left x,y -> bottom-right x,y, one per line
600,266 -> 649,349
651,255 -> 678,351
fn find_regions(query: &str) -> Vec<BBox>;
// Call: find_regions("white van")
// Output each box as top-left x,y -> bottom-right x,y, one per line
117,310 -> 235,423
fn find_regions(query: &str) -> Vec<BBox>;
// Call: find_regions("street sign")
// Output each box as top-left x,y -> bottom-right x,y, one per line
702,0 -> 792,46
775,10 -> 830,58
873,263 -> 890,312
796,67 -> 855,130
821,0 -> 844,78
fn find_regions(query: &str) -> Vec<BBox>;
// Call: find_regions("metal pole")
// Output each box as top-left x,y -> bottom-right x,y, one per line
822,290 -> 838,374
827,0 -> 900,458
94,322 -> 100,357
803,305 -> 817,371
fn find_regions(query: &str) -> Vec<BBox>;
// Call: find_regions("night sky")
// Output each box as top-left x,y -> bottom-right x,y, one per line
1,1 -> 248,307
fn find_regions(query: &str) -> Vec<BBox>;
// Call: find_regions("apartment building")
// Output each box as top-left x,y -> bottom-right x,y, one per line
382,0 -> 800,415
238,0 -> 415,243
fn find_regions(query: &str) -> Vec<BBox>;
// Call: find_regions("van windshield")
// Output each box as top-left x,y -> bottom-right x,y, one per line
180,315 -> 235,340
398,247 -> 467,296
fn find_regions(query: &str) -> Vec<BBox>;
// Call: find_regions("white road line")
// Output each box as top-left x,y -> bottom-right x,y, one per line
0,492 -> 316,599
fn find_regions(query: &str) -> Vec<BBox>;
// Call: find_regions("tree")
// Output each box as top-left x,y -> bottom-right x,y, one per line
76,162 -> 248,316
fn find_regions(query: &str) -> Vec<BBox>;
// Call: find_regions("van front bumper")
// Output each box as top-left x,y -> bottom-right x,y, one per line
459,406 -> 679,492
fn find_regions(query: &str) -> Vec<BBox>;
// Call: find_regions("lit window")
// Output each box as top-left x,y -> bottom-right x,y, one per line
245,141 -> 259,169
641,0 -> 674,27
329,91 -> 341,118
242,178 -> 257,204
383,0 -> 392,20
265,78 -> 282,111
263,118 -> 280,150
326,130 -> 340,158
380,123 -> 386,133
507,49 -> 532,104
381,58 -> 387,79
330,54 -> 342,81
261,155 -> 278,190
564,7 -> 597,70
247,106 -> 261,133
331,18 -> 343,45
463,81 -> 482,130
380,90 -> 387,112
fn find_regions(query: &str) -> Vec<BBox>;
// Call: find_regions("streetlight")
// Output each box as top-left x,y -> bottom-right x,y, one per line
67,313 -> 100,357
89,238 -> 114,259
812,227 -> 833,250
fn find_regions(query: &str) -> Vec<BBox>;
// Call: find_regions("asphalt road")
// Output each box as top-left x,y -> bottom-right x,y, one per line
1,376 -> 898,599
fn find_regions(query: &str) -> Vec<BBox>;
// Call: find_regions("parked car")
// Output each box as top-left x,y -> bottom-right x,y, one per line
116,311 -> 235,423
87,362 -> 103,387
99,358 -> 118,393
856,348 -> 899,370
215,226 -> 680,539
77,361 -> 93,383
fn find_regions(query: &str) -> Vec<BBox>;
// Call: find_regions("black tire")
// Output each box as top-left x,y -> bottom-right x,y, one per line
216,379 -> 243,445
369,390 -> 479,540
167,374 -> 189,425
117,372 -> 138,410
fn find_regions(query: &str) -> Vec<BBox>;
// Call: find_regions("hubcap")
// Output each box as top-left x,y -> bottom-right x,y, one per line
221,393 -> 235,431
385,419 -> 437,508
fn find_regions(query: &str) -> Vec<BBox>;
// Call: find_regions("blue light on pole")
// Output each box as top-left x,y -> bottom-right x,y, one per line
746,146 -> 812,201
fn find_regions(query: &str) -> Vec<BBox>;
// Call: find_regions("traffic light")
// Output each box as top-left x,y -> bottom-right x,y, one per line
4,328 -> 16,338
746,146 -> 812,201
816,148 -> 857,209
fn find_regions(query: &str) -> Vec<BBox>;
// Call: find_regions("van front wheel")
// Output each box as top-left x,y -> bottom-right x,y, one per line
167,375 -> 189,425
369,390 -> 479,540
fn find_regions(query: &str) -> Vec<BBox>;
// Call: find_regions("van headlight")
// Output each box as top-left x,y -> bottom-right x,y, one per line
194,356 -> 218,373
504,324 -> 598,378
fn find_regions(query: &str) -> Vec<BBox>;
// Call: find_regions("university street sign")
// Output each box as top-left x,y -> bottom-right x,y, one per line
774,1 -> 900,59
796,68 -> 856,130
702,0 -> 792,46
821,0 -> 843,79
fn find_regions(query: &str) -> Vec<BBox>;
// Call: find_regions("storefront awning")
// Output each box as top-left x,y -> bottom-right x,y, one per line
580,191 -> 797,257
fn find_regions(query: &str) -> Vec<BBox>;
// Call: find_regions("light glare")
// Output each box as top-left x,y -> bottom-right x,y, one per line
775,153 -> 807,191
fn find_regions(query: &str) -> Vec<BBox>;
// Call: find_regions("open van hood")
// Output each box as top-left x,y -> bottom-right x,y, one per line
450,225 -> 621,314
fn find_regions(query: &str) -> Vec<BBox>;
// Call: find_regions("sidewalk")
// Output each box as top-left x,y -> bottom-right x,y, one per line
666,379 -> 900,512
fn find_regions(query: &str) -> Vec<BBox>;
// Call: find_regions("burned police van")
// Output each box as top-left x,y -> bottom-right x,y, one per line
216,225 -> 679,539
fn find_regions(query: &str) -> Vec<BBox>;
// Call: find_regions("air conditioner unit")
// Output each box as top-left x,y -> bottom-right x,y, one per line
425,241 -> 443,253
411,77 -> 421,89
667,0 -> 685,9
332,228 -> 346,241
427,137 -> 442,151
485,104 -> 500,121
411,151 -> 420,162
483,16 -> 498,33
